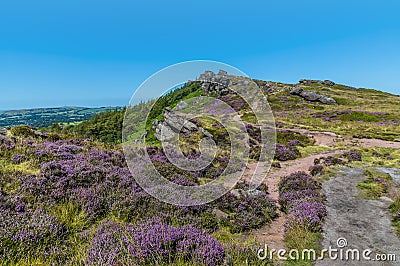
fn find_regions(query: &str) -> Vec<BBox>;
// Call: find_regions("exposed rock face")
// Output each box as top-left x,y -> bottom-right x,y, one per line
290,87 -> 337,105
153,106 -> 212,142
299,79 -> 336,86
197,70 -> 231,95
0,127 -> 6,135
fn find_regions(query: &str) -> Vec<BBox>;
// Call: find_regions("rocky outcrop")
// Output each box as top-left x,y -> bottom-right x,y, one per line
299,79 -> 336,86
290,87 -> 337,105
0,127 -> 6,135
197,70 -> 231,95
152,107 -> 212,141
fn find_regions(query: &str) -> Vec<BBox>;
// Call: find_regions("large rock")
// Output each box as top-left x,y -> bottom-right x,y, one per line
197,70 -> 231,94
0,127 -> 6,135
153,108 -> 213,142
299,79 -> 336,86
290,87 -> 337,105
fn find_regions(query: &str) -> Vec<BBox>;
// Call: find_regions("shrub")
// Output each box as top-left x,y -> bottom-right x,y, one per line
86,219 -> 225,266
279,189 -> 324,213
285,202 -> 327,232
278,172 -> 320,193
275,144 -> 298,161
309,164 -> 324,176
315,156 -> 346,166
343,150 -> 362,162
10,126 -> 37,138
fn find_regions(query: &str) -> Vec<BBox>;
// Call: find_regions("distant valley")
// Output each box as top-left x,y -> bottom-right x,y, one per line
0,106 -> 122,128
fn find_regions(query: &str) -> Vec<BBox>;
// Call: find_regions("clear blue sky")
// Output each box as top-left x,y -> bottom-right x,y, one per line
1,0 -> 399,110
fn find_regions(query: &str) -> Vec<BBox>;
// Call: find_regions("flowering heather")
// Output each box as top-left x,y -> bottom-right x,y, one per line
309,164 -> 324,176
218,94 -> 247,112
314,155 -> 346,166
287,139 -> 302,146
1,132 -> 281,263
279,189 -> 324,213
278,171 -> 320,193
285,202 -> 327,232
11,153 -> 24,164
0,209 -> 66,245
275,144 -> 298,161
86,219 -> 225,266
216,191 -> 277,233
0,135 -> 16,151
343,150 -> 362,162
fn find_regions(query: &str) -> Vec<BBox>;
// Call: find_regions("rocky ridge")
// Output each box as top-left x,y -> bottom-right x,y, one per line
290,86 -> 337,105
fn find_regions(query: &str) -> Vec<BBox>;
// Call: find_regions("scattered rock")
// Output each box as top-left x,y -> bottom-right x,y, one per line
213,208 -> 229,219
290,87 -> 337,105
380,196 -> 394,205
0,127 -> 6,135
299,79 -> 336,86
175,101 -> 188,111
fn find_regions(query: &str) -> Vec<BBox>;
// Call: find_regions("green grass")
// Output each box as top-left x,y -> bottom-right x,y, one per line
357,168 -> 392,200
283,225 -> 323,265
298,145 -> 335,157
0,159 -> 39,176
354,148 -> 400,169
267,82 -> 400,141
51,201 -> 90,232
390,195 -> 400,236
277,131 -> 315,146
335,111 -> 381,122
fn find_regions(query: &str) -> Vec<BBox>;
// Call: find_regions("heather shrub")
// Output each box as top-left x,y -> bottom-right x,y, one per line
278,172 -> 320,193
279,189 -> 324,213
285,202 -> 327,232
216,191 -> 277,233
314,155 -> 346,166
11,153 -> 24,164
343,150 -> 362,162
275,144 -> 298,161
309,164 -> 324,176
0,208 -> 67,262
86,219 -> 225,266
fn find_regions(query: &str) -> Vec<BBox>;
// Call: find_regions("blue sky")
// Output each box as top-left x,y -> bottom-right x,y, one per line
1,0 -> 399,110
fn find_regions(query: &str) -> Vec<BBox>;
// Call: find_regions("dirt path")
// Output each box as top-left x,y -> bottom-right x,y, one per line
245,130 -> 400,255
355,138 -> 400,149
246,150 -> 345,250
284,128 -> 400,149
317,168 -> 400,266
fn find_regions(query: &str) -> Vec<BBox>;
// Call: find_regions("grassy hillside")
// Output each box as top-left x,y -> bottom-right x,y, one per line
52,79 -> 400,144
1,75 -> 399,265
262,82 -> 400,141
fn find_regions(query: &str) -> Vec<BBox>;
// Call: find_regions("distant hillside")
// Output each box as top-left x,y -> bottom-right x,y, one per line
47,108 -> 126,144
34,75 -> 400,144
0,106 -> 122,128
